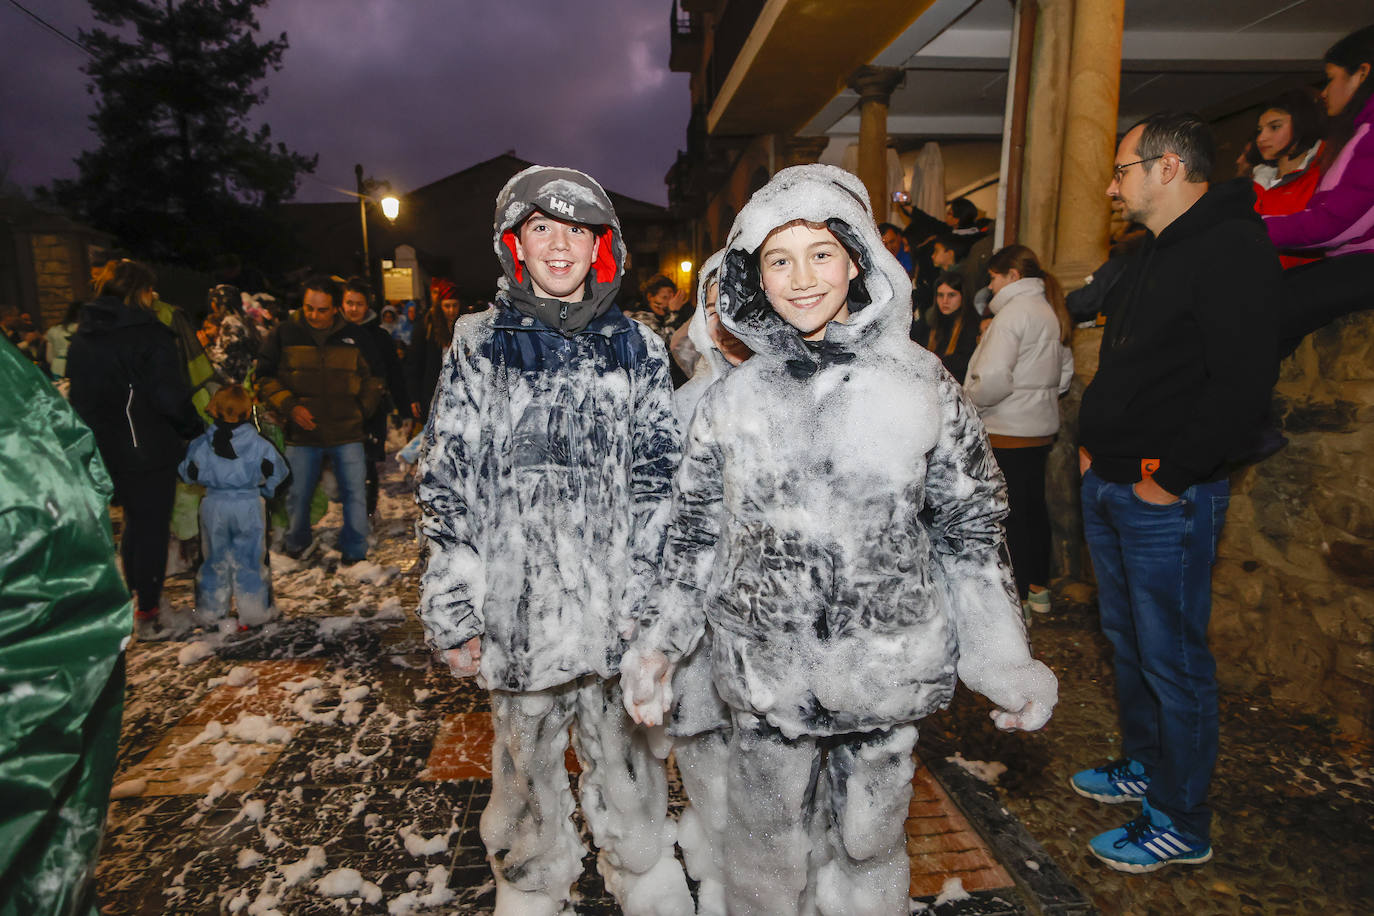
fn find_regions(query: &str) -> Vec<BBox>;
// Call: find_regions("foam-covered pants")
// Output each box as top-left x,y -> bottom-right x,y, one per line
483,676 -> 691,916
674,729 -> 730,916
723,715 -> 918,916
196,490 -> 273,626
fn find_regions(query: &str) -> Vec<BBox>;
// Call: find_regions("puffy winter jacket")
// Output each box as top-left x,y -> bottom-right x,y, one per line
67,296 -> 203,475
416,165 -> 682,692
633,165 -> 1028,739
179,423 -> 289,498
671,250 -> 729,426
255,315 -> 385,447
964,277 -> 1073,438
666,251 -> 734,739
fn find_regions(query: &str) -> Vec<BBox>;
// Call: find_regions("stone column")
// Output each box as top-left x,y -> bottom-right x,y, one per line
846,65 -> 904,215
1018,0 -> 1074,264
1051,0 -> 1124,289
782,136 -> 831,169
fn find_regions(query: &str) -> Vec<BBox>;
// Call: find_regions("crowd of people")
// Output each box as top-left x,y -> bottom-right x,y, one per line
2,21 -> 1370,916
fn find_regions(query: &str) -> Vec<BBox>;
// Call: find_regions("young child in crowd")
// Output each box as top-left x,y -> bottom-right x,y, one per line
178,385 -> 289,630
623,164 -> 1057,916
415,166 -> 691,916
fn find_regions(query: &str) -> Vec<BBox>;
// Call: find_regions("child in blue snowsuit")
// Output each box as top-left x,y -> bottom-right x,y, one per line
179,385 -> 290,628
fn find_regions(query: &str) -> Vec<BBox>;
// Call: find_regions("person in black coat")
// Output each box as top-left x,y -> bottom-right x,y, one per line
404,281 -> 464,424
910,270 -> 981,382
67,260 -> 203,639
341,277 -> 409,515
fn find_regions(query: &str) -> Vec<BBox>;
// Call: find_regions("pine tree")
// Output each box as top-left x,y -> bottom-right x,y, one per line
49,0 -> 316,273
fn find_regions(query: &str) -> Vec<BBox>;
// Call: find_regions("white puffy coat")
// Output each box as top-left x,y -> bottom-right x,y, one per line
964,277 -> 1072,437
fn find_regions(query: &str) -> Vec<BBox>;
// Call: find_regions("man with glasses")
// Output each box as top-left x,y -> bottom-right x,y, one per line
1073,112 -> 1280,872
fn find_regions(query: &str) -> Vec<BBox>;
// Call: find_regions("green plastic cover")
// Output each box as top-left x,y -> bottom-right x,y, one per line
0,337 -> 130,916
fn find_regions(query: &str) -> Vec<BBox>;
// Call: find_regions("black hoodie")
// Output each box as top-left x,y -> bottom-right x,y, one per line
67,296 -> 203,474
1079,179 -> 1281,495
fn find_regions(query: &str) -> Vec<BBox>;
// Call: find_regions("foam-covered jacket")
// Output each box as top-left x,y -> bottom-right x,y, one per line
964,277 -> 1073,438
666,251 -> 733,738
416,166 -> 682,692
671,251 -> 729,427
632,165 -> 1034,739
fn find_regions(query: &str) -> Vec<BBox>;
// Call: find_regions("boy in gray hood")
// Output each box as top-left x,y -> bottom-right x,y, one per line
623,165 -> 1056,915
416,166 -> 689,915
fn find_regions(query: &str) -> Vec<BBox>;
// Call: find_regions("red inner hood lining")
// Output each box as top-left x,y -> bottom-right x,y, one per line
501,225 -> 619,288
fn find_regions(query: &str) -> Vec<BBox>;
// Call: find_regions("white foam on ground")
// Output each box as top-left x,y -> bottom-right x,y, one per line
945,752 -> 1008,785
177,641 -> 215,666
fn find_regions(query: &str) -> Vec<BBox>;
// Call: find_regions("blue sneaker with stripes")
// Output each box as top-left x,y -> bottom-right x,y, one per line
1089,805 -> 1213,873
1070,758 -> 1149,804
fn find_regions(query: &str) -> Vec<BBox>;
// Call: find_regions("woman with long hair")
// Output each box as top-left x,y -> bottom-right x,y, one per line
910,270 -> 980,382
1264,24 -> 1374,352
67,260 -> 203,639
964,244 -> 1073,617
1248,88 -> 1326,268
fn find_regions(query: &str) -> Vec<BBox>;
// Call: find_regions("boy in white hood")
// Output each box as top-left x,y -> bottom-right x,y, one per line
623,165 -> 1057,915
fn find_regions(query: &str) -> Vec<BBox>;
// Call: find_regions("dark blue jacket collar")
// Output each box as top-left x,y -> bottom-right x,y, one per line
491,299 -> 632,339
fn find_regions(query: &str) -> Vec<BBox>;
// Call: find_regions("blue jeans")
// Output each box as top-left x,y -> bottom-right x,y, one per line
1081,468 -> 1229,843
284,442 -> 369,560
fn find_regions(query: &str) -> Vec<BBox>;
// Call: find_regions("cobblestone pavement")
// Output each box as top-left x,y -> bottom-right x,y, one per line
95,464 -> 1372,915
919,585 -> 1374,916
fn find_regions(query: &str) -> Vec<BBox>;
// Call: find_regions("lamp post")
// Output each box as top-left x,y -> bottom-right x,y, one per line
355,163 -> 371,278
352,164 -> 400,294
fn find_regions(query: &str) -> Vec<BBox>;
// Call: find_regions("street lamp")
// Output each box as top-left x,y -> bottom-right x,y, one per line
679,259 -> 693,274
353,164 -> 401,290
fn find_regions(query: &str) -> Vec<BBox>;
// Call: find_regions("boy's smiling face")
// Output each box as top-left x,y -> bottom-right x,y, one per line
759,221 -> 858,341
515,211 -> 598,302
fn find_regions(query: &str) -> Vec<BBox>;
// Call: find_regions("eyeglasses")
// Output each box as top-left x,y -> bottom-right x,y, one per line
1112,155 -> 1171,182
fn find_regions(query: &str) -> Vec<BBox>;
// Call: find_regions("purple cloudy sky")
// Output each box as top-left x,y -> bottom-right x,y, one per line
0,0 -> 690,205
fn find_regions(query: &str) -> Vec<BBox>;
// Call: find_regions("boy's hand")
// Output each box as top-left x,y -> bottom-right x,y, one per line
620,646 -> 673,727
669,289 -> 690,314
983,661 -> 1055,736
961,658 -> 1057,732
442,637 -> 482,678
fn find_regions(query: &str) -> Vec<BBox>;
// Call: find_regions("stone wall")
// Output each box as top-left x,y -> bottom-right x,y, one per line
30,232 -> 80,327
1051,313 -> 1374,740
1212,311 -> 1374,739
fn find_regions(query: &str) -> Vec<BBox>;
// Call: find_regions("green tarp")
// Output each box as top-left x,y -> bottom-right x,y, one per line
0,337 -> 130,916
